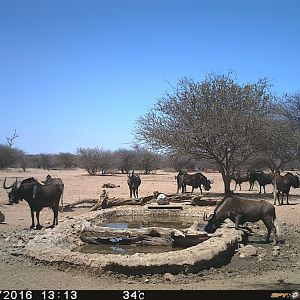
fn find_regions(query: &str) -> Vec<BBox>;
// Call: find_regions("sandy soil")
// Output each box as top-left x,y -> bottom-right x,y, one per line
0,168 -> 299,291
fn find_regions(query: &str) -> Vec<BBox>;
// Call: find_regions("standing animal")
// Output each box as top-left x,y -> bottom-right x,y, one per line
249,171 -> 274,194
4,177 -> 63,229
203,195 -> 281,243
176,172 -> 211,194
248,171 -> 257,191
42,175 -> 64,211
273,172 -> 300,205
231,172 -> 250,191
127,171 -> 141,198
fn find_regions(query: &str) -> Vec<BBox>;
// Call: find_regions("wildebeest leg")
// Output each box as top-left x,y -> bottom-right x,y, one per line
35,211 -> 43,230
52,207 -> 58,227
262,218 -> 274,243
30,209 -> 35,229
239,183 -> 242,191
234,215 -> 241,230
191,186 -> 194,193
234,182 -> 237,191
263,185 -> 266,193
286,194 -> 289,205
129,188 -> 133,198
135,188 -> 139,198
280,193 -> 284,205
259,185 -> 262,194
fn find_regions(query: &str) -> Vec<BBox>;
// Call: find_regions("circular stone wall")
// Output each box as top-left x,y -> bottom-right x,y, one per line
24,206 -> 244,275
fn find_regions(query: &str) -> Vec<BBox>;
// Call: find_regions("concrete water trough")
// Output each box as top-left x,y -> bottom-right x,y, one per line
24,205 -> 244,275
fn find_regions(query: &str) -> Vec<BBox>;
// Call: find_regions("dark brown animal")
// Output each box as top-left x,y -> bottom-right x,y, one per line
273,172 -> 300,205
176,172 -> 212,194
127,171 -> 141,198
102,183 -> 120,188
250,171 -> 274,194
231,172 -> 250,191
204,195 -> 281,243
5,177 -> 63,229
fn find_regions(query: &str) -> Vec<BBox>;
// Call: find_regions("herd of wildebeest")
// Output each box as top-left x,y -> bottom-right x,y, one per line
1,169 -> 299,244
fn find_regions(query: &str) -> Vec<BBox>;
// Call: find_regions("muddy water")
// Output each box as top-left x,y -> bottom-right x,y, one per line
77,214 -> 202,255
100,214 -> 196,230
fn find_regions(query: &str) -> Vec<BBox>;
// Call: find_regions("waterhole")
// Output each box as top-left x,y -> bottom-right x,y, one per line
77,214 -> 204,255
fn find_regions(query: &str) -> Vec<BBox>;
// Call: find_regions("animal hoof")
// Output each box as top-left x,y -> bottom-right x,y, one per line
36,225 -> 43,230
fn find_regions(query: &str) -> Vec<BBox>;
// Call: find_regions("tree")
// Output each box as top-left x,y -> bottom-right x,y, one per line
279,92 -> 300,168
135,74 -> 274,194
134,146 -> 162,174
0,130 -> 26,170
0,144 -> 19,169
97,149 -> 115,175
77,147 -> 115,175
167,154 -> 198,172
77,147 -> 100,175
6,130 -> 18,147
115,148 -> 137,173
39,153 -> 51,170
57,152 -> 74,168
251,117 -> 297,172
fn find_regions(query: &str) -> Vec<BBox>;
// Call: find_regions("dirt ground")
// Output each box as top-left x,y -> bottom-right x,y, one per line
0,168 -> 299,291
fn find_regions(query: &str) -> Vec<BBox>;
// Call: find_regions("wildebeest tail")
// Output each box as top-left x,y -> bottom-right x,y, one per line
273,212 -> 281,240
60,189 -> 64,212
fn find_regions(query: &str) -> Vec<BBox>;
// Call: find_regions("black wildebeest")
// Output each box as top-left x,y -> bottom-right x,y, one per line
203,195 -> 281,243
42,174 -> 64,211
231,172 -> 250,191
127,171 -> 141,198
249,171 -> 275,194
273,172 -> 300,205
176,172 -> 212,194
3,177 -> 63,229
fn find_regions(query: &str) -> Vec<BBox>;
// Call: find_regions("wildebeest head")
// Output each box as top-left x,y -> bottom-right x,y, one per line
3,177 -> 22,204
291,174 -> 300,188
203,179 -> 212,191
203,212 -> 220,233
4,177 -> 37,204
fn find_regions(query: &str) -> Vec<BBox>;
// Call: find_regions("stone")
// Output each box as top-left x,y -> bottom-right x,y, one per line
238,245 -> 257,258
5,236 -> 12,242
163,273 -> 175,282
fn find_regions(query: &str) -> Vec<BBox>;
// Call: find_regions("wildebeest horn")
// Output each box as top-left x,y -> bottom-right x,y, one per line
3,177 -> 13,189
203,212 -> 214,221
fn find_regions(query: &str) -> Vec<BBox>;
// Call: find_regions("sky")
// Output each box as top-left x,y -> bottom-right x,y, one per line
0,0 -> 299,154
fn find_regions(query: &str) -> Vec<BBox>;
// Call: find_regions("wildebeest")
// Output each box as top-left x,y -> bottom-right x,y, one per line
4,177 -> 63,229
249,171 -> 274,194
176,172 -> 212,194
231,172 -> 250,191
273,172 -> 300,205
102,183 -> 120,188
42,175 -> 64,211
127,171 -> 141,198
204,195 -> 281,243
